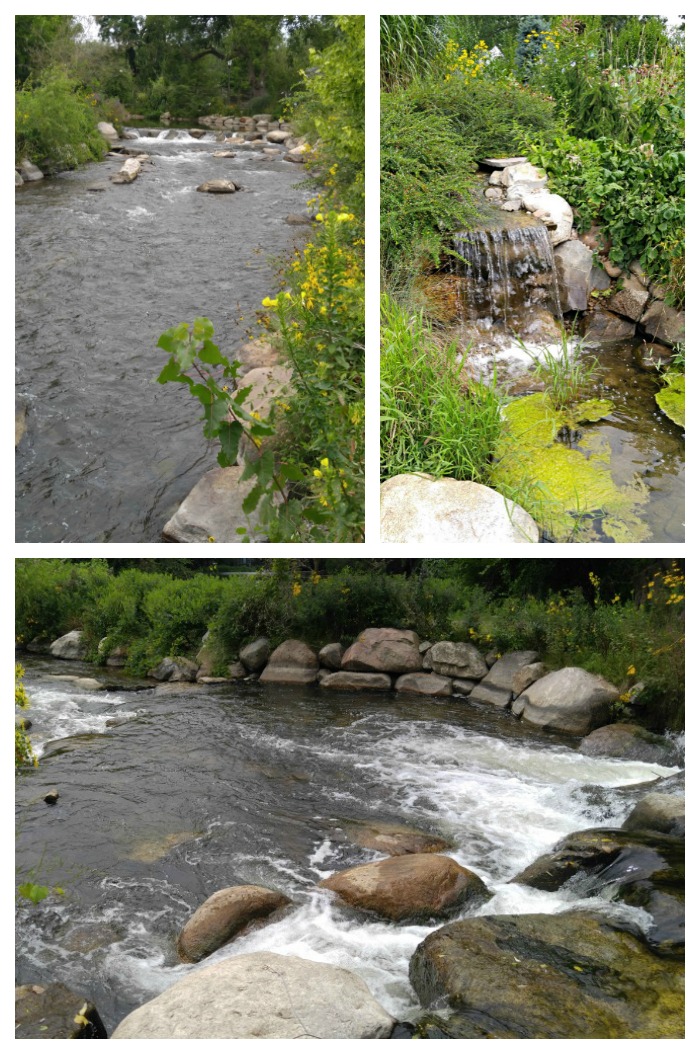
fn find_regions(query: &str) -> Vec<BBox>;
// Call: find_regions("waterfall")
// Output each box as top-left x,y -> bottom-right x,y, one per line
453,224 -> 562,328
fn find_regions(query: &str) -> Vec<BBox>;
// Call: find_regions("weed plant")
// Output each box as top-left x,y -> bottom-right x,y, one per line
524,330 -> 600,411
380,295 -> 503,483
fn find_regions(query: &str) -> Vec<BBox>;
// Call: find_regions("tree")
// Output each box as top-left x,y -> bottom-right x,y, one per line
15,15 -> 75,82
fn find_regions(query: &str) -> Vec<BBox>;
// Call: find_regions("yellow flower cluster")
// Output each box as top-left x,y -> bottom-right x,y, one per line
444,38 -> 490,81
523,27 -> 561,51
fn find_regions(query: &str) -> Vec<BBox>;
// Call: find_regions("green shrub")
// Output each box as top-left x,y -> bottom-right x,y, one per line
381,88 -> 478,282
15,560 -> 112,646
380,295 -> 504,482
15,69 -> 107,168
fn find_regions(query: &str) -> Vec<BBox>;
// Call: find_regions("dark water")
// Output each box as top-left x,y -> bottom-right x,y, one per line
15,131 -> 309,541
15,659 -> 682,1033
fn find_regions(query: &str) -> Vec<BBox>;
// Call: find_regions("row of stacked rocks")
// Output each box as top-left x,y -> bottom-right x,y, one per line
482,156 -> 684,346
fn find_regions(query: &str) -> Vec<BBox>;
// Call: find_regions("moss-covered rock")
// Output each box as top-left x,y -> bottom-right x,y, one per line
493,393 -> 650,542
409,911 -> 684,1038
655,372 -> 684,428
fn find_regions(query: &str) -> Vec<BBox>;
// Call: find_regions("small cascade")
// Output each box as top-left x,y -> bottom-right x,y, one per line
453,222 -> 562,328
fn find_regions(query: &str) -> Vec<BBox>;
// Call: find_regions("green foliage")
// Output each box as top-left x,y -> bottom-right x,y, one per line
381,89 -> 478,281
15,664 -> 36,770
15,560 -> 112,647
380,296 -> 503,482
524,331 -> 600,411
380,15 -> 445,89
526,133 -> 684,305
292,15 -> 365,215
15,15 -> 76,82
516,16 -> 551,79
15,70 -> 107,169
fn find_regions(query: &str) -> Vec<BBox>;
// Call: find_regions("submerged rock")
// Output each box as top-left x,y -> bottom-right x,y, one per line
196,179 -> 240,193
409,911 -> 684,1038
340,819 -> 451,856
111,952 -> 395,1038
177,885 -> 291,963
319,854 -> 490,922
579,723 -> 678,764
15,983 -> 107,1039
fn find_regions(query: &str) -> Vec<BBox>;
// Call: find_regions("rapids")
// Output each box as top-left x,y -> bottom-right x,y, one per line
15,130 -> 309,541
15,659 -> 683,1033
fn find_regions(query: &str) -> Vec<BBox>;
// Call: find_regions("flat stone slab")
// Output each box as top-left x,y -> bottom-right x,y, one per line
380,475 -> 539,544
483,156 -> 528,168
162,466 -> 273,543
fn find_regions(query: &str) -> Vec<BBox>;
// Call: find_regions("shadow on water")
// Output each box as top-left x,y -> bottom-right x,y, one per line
15,132 -> 310,541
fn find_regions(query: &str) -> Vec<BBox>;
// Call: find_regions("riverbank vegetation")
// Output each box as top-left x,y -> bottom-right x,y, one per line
379,15 -> 684,536
16,558 -> 684,731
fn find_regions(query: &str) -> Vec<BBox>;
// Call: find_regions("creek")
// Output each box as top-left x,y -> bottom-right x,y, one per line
15,659 -> 683,1034
15,130 -> 308,542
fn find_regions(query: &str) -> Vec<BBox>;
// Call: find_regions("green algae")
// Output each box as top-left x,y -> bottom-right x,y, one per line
493,393 -> 651,542
655,372 -> 684,428
572,398 -> 615,424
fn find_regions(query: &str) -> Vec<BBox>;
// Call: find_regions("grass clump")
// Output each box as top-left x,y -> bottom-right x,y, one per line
380,294 -> 503,483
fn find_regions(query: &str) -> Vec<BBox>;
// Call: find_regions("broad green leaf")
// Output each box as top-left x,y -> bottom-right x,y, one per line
198,339 -> 227,366
216,420 -> 243,465
157,359 -> 188,384
242,483 -> 265,514
193,317 -> 215,342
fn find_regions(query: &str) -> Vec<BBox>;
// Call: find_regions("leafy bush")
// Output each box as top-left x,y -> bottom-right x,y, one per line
15,560 -> 112,646
15,70 -> 107,168
380,295 -> 503,482
381,88 -> 478,282
527,133 -> 684,304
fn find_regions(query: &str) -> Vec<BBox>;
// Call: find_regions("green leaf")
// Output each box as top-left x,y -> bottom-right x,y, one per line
241,483 -> 265,514
216,420 -> 243,466
199,339 -> 227,366
18,882 -> 50,904
280,462 -> 305,482
303,504 -> 332,524
192,317 -> 215,342
157,359 -> 188,384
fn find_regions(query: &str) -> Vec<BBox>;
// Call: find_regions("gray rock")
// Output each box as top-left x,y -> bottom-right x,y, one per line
319,671 -> 392,691
285,213 -> 313,225
341,820 -> 451,856
19,159 -> 44,182
622,793 -> 685,836
585,309 -> 637,342
468,682 -> 512,708
512,661 -> 546,696
239,638 -> 271,672
49,630 -> 87,661
428,641 -> 488,680
148,657 -> 198,682
196,179 -> 240,193
395,673 -> 453,697
111,952 -> 395,1038
259,640 -> 319,685
640,300 -> 685,347
380,475 -> 539,544
177,885 -> 291,963
162,466 -> 279,543
607,274 -> 649,322
519,667 -> 619,735
227,661 -> 247,679
15,169 -> 23,186
579,723 -> 677,764
554,240 -> 594,312
318,642 -> 344,670
267,130 -> 293,144
453,679 -> 478,695
110,158 -> 141,184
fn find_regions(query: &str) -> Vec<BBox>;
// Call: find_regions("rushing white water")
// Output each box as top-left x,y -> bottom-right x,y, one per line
15,667 -> 683,1030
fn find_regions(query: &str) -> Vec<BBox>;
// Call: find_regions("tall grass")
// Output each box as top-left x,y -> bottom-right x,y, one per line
380,15 -> 445,89
380,295 -> 503,482
525,330 -> 600,410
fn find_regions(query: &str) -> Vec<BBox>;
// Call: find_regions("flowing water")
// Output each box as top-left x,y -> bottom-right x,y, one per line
15,130 -> 309,541
15,659 -> 683,1034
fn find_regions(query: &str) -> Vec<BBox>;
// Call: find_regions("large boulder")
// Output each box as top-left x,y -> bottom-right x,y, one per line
49,630 -> 87,661
607,274 -> 649,322
579,723 -> 678,764
259,640 -> 319,684
518,667 -> 619,735
622,793 -> 685,837
469,651 -> 539,709
112,952 -> 395,1038
395,673 -> 452,697
341,628 -> 422,675
97,120 -> 119,144
640,300 -> 685,347
319,854 -> 490,922
319,671 -> 392,692
16,983 -> 107,1039
18,159 -> 44,182
427,641 -> 488,680
340,820 -> 451,856
409,911 -> 684,1038
554,240 -> 594,312
196,179 -> 240,193
162,465 -> 279,543
239,637 -> 271,673
148,656 -> 198,682
177,885 -> 291,963
380,475 -> 539,543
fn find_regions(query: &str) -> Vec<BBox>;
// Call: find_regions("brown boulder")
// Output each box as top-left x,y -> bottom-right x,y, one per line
259,640 -> 318,685
177,885 -> 291,963
395,673 -> 452,697
428,641 -> 488,680
342,628 -> 422,674
319,854 -> 490,922
341,820 -> 451,856
319,671 -> 392,692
